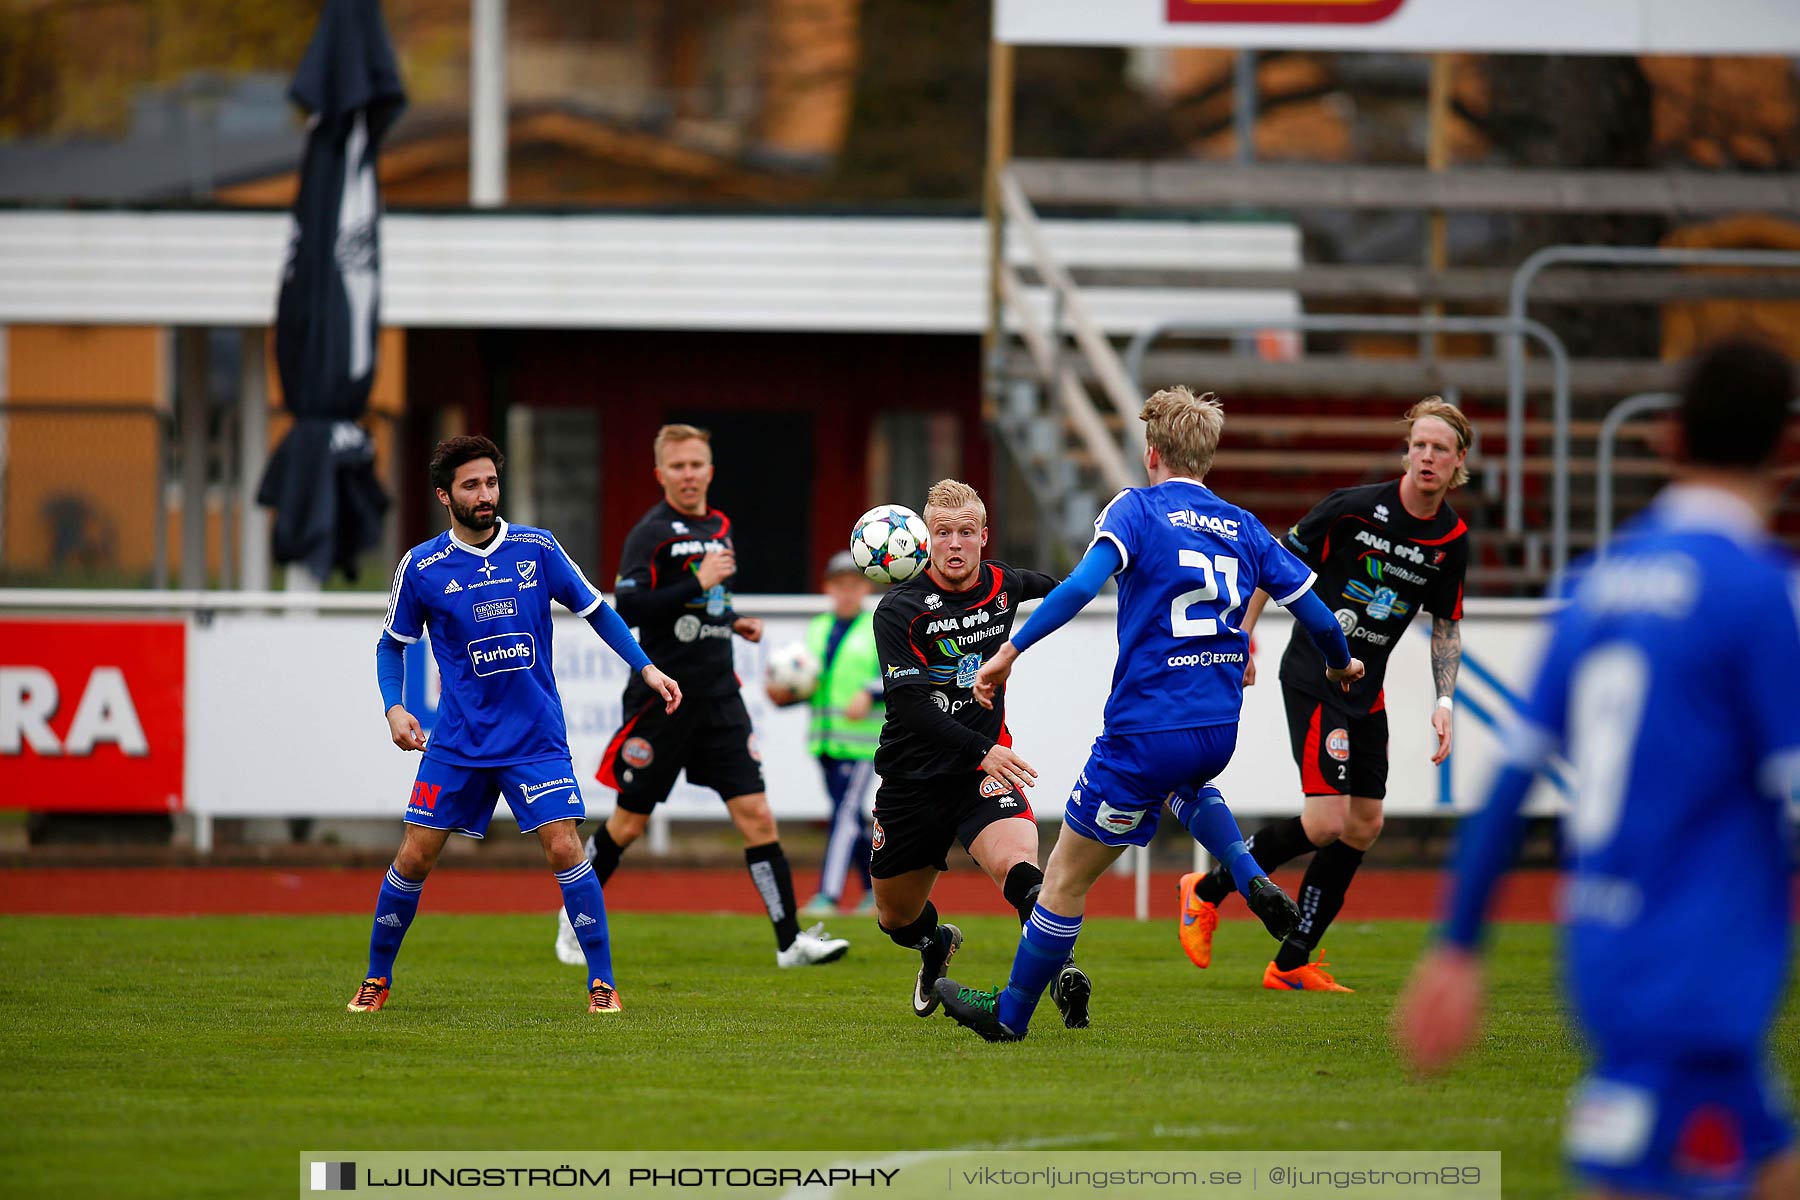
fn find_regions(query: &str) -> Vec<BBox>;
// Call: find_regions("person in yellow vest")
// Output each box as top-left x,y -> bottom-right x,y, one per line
768,551 -> 883,916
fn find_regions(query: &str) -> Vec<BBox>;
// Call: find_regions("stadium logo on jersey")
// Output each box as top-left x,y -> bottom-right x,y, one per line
871,818 -> 885,851
1326,729 -> 1350,762
622,737 -> 654,769
443,579 -> 462,594
468,633 -> 535,676
1167,510 -> 1240,539
1374,504 -> 1390,523
675,615 -> 702,642
1335,608 -> 1359,636
979,776 -> 1011,799
1094,801 -> 1146,835
415,545 -> 453,571
473,598 -> 517,622
955,653 -> 982,689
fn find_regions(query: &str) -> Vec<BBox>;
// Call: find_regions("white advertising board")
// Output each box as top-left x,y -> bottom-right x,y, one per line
181,600 -> 1562,827
995,0 -> 1800,56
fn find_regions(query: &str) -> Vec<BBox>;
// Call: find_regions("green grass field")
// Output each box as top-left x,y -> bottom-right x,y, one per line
2,914 -> 1795,1198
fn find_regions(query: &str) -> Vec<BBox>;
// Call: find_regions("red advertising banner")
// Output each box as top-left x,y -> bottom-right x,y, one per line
1168,0 -> 1405,24
0,620 -> 185,811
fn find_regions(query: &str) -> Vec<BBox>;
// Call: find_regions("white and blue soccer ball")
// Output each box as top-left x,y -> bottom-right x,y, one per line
851,504 -> 929,584
765,642 -> 822,699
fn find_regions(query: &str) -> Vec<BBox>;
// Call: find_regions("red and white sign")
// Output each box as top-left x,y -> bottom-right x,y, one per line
998,0 -> 1800,55
0,620 -> 185,811
1168,0 -> 1404,26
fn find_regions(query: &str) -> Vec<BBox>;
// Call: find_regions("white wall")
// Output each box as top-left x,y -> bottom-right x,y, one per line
182,599 -> 1564,826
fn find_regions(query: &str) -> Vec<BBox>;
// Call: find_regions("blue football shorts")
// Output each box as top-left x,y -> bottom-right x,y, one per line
1062,724 -> 1238,847
1565,1053 -> 1794,1198
403,753 -> 586,838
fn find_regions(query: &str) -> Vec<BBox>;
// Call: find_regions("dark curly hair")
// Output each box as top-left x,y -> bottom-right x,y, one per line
429,435 -> 504,491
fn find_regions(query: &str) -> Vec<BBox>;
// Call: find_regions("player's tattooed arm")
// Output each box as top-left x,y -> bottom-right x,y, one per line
1431,617 -> 1462,700
1429,617 -> 1460,765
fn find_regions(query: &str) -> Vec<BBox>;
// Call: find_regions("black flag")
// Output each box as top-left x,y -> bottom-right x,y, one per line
258,0 -> 406,581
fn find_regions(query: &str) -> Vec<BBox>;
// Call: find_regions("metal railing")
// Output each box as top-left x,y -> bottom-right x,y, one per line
1506,246 -> 1800,534
1595,393 -> 1800,551
1124,313 -> 1572,573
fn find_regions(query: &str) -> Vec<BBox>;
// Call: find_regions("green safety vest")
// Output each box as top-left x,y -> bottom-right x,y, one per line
805,610 -> 884,761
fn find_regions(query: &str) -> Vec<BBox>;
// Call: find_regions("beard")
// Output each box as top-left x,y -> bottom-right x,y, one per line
451,497 -> 497,532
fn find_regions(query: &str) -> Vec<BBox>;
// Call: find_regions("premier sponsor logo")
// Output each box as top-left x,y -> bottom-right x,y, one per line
469,633 -> 535,676
1352,628 -> 1392,647
473,598 -> 517,622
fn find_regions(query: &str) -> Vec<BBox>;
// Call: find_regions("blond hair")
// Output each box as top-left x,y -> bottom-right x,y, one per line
653,423 -> 711,465
1140,386 -> 1224,479
1401,397 -> 1472,489
922,478 -> 987,526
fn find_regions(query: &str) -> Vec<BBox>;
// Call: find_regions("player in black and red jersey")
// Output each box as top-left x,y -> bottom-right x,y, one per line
1180,398 -> 1471,991
552,423 -> 848,969
871,479 -> 1092,1028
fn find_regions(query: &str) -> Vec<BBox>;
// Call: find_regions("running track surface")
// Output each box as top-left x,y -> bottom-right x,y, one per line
0,867 -> 1560,920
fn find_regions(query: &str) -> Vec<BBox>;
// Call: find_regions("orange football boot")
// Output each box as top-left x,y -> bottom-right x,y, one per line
588,979 -> 623,1014
1177,872 -> 1219,969
347,976 -> 390,1012
1262,955 -> 1353,992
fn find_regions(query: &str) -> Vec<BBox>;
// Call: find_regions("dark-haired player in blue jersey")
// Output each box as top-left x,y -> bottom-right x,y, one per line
1398,339 -> 1800,1200
349,435 -> 680,1017
934,387 -> 1365,1041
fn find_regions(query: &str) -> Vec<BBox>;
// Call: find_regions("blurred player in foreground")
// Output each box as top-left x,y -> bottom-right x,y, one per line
1397,339 -> 1799,1200
1181,397 -> 1470,991
355,435 -> 679,1016
935,387 -> 1362,1041
870,480 -> 1092,1027
766,550 -> 882,917
556,424 -> 847,968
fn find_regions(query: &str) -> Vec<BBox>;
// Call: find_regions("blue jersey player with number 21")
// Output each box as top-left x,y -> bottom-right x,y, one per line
1398,339 -> 1800,1200
936,387 -> 1366,1041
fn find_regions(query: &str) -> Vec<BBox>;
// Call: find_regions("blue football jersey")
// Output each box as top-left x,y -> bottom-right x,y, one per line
383,521 -> 604,766
1508,486 -> 1800,1056
1091,478 -> 1317,733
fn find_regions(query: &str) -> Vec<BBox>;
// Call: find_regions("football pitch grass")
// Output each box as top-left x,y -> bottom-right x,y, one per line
3,913 -> 1796,1198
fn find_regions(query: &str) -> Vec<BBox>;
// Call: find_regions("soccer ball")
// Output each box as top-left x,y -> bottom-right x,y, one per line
765,642 -> 822,699
851,504 -> 929,584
